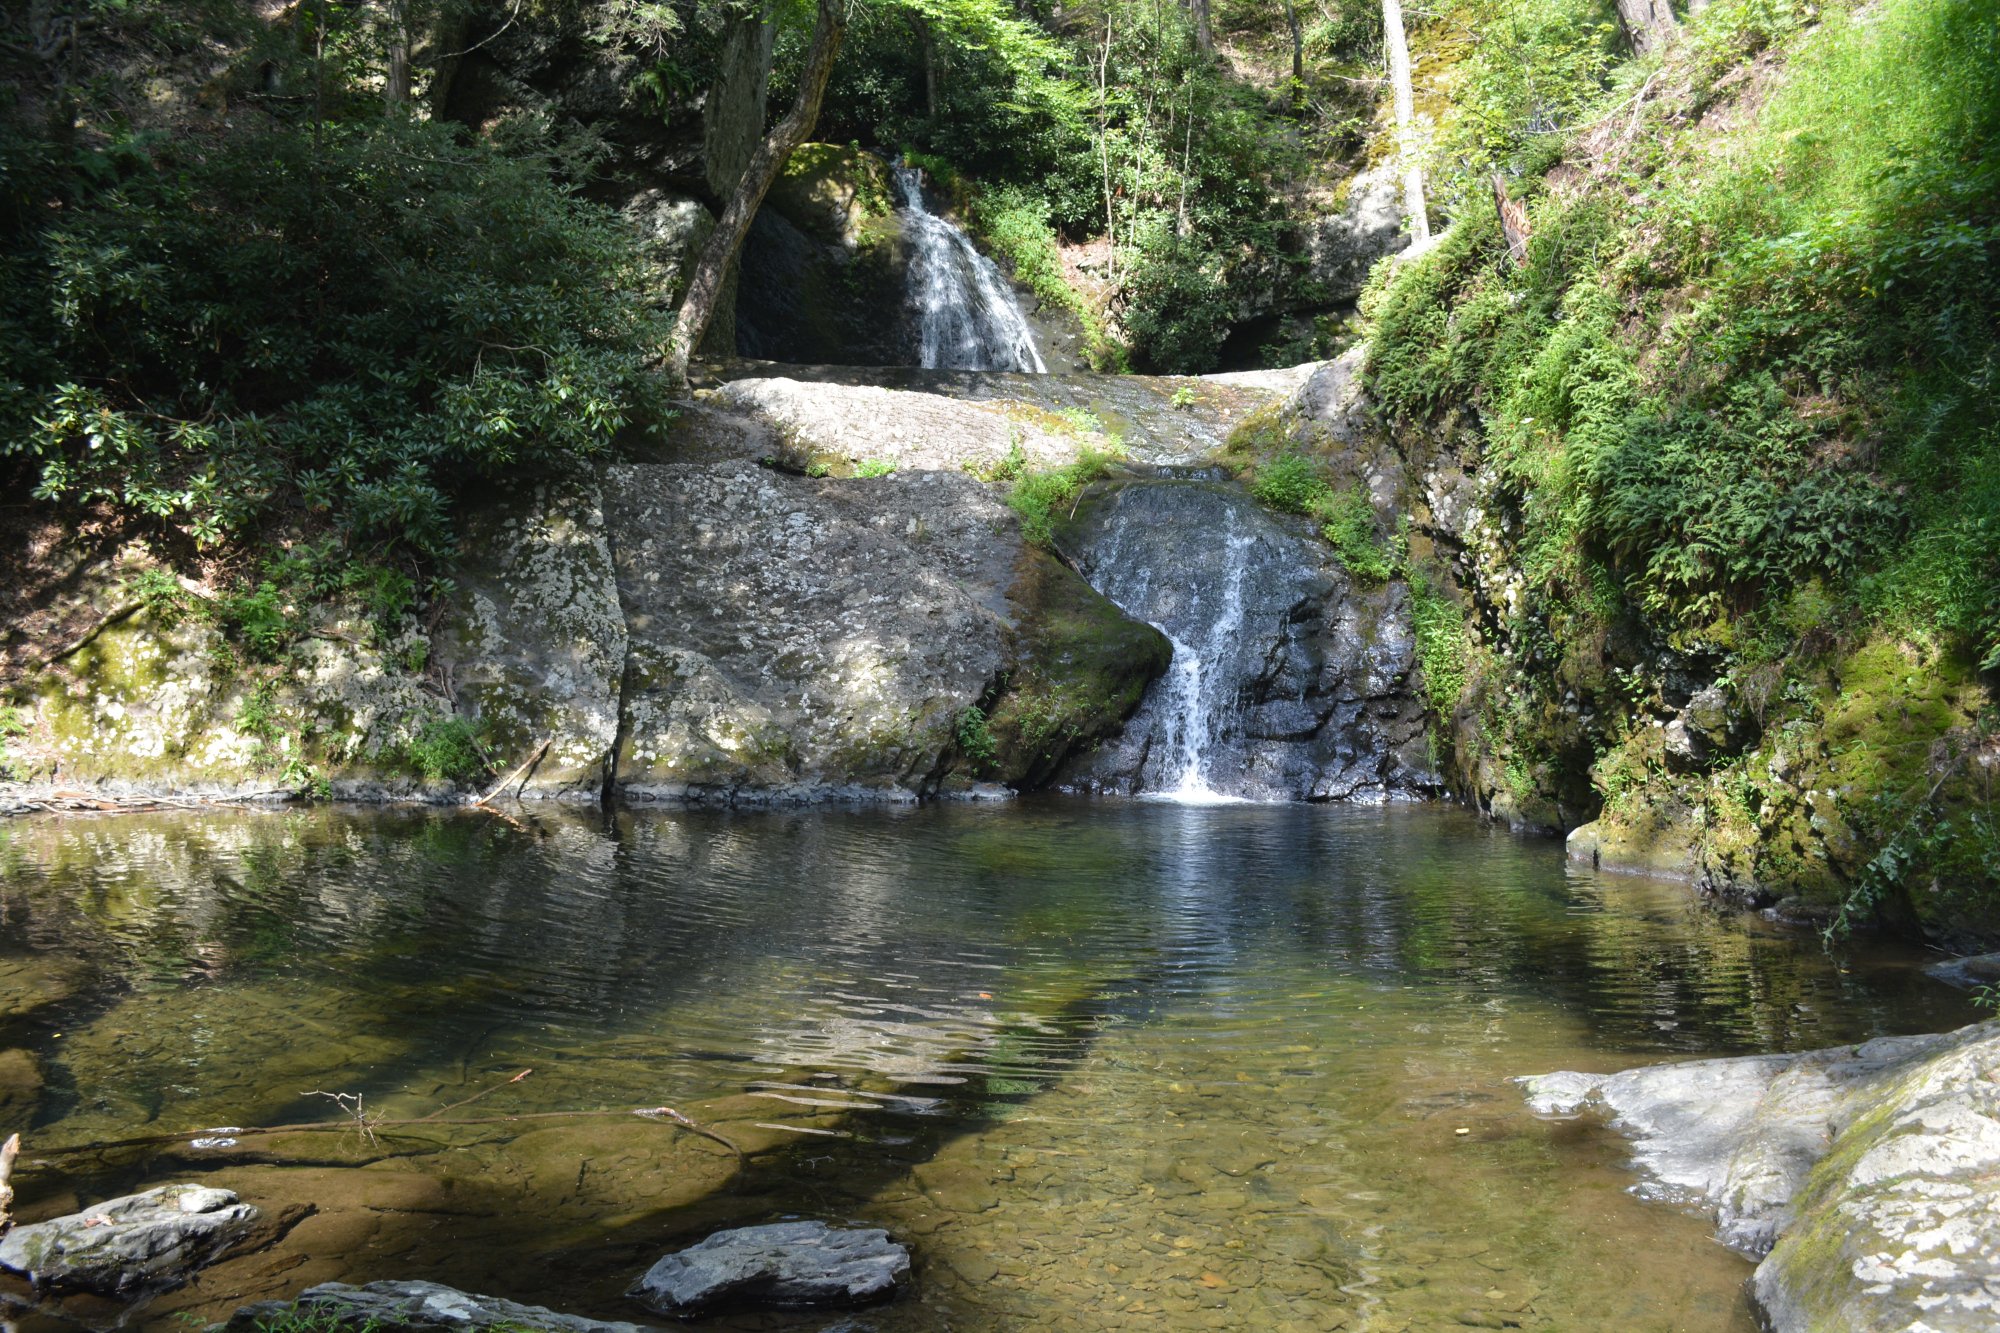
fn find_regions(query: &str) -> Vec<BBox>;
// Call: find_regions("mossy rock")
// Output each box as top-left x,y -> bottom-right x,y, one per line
984,548 -> 1172,788
766,143 -> 897,245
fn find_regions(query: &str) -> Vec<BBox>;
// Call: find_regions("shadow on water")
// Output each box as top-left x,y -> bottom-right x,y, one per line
0,799 -> 1978,1330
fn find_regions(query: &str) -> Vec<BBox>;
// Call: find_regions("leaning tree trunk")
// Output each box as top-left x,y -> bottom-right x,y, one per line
1283,0 -> 1304,113
1382,0 -> 1429,245
1613,0 -> 1678,57
663,0 -> 847,388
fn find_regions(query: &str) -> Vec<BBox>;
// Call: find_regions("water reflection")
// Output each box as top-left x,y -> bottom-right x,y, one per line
0,801 -> 1974,1331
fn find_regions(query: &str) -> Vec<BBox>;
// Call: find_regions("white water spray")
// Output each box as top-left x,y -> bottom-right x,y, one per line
893,165 -> 1047,373
1143,525 -> 1257,804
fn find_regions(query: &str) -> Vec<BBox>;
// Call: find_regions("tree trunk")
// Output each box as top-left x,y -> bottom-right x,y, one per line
1187,0 -> 1214,55
1382,0 -> 1428,245
1612,0 -> 1678,57
918,15 -> 939,119
663,0 -> 847,388
1283,0 -> 1304,113
384,0 -> 413,108
1491,173 -> 1530,267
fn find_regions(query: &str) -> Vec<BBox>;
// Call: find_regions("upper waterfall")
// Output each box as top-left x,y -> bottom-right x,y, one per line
893,165 -> 1047,373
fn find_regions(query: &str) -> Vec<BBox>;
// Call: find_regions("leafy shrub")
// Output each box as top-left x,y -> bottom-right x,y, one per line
1407,569 -> 1471,721
1249,453 -> 1327,515
1008,446 -> 1123,547
955,705 -> 999,769
401,717 -> 489,786
2,116 -> 665,559
855,459 -> 897,477
1317,488 -> 1393,585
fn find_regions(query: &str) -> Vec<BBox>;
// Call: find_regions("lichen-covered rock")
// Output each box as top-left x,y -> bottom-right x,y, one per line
438,483 -> 627,799
219,1280 -> 653,1332
628,1221 -> 909,1314
603,458 -> 1163,802
0,1184 -> 260,1294
1520,1020 -> 2000,1333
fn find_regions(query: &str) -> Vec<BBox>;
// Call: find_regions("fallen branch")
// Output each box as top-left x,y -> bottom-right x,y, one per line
474,737 -> 551,807
26,1102 -> 745,1167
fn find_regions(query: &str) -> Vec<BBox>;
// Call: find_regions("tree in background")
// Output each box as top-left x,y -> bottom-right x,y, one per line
1382,0 -> 1428,244
664,0 -> 848,387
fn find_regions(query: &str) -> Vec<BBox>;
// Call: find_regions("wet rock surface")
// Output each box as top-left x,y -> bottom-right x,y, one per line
628,1221 -> 910,1314
0,1184 -> 260,1294
1521,1019 -> 2000,1332
1059,479 -> 1431,801
219,1279 -> 654,1332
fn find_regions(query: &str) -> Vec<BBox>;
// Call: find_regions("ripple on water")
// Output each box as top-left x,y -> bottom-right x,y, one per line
0,801 -> 1973,1331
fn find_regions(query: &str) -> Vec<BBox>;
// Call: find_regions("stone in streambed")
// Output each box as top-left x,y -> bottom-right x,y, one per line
628,1221 -> 909,1314
0,1184 -> 260,1294
217,1280 -> 651,1332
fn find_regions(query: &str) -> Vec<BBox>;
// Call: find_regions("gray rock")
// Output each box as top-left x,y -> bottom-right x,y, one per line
1520,1020 -> 2000,1332
218,1280 -> 651,1332
627,1220 -> 910,1314
0,1183 -> 260,1294
1927,951 -> 2000,988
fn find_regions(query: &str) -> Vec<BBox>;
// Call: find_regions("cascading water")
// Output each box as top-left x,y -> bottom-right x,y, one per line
893,165 -> 1047,373
1082,502 -> 1260,804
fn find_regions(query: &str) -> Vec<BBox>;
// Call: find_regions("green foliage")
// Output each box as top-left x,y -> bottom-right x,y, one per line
400,716 -> 489,786
1249,453 -> 1326,514
1318,488 -> 1393,585
1368,0 -> 2000,664
1406,569 -> 1471,722
0,704 -> 26,781
2,115 -> 665,560
855,458 -> 898,477
954,704 -> 998,770
1007,446 -> 1123,548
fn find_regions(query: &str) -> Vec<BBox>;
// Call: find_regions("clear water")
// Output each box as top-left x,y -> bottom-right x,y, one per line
0,802 -> 1973,1330
894,165 -> 1048,373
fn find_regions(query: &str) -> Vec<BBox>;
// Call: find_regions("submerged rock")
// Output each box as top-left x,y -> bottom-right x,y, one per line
627,1221 -> 910,1314
0,1184 -> 260,1294
1520,1019 -> 2000,1332
218,1280 -> 651,1332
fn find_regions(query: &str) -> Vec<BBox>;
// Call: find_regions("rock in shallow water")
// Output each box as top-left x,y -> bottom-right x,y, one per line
0,1184 -> 259,1295
217,1280 -> 651,1332
628,1221 -> 910,1314
1520,1019 -> 2000,1333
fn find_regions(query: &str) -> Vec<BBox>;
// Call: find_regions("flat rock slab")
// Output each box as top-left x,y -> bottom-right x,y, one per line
0,1184 -> 260,1295
218,1280 -> 653,1332
1520,1019 -> 2000,1333
629,1221 -> 910,1314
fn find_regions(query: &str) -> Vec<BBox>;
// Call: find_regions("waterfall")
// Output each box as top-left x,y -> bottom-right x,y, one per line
1081,500 -> 1259,804
892,165 -> 1047,373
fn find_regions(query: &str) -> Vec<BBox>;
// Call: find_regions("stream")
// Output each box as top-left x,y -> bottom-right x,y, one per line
0,801 -> 1975,1331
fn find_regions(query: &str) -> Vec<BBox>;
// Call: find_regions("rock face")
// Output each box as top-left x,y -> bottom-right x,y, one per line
1520,1020 -> 2000,1332
1059,479 -> 1433,801
2,365 -> 1339,808
628,1221 -> 910,1315
219,1280 -> 652,1332
0,1184 -> 260,1294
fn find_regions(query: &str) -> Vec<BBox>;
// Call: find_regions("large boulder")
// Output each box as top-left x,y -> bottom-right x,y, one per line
1520,1020 -> 2000,1332
627,1221 -> 909,1315
219,1280 -> 652,1332
0,1184 -> 260,1295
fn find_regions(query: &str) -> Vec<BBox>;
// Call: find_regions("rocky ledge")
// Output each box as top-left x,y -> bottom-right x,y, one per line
1520,1019 -> 2000,1333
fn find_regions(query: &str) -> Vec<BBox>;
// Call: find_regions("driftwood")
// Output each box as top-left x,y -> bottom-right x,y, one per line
22,1069 -> 746,1171
474,737 -> 551,807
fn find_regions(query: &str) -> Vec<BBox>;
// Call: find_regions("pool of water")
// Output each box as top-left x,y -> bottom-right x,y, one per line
0,801 -> 1974,1331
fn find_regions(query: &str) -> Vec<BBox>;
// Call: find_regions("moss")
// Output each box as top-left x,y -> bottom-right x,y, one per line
986,549 -> 1173,787
768,143 -> 897,243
